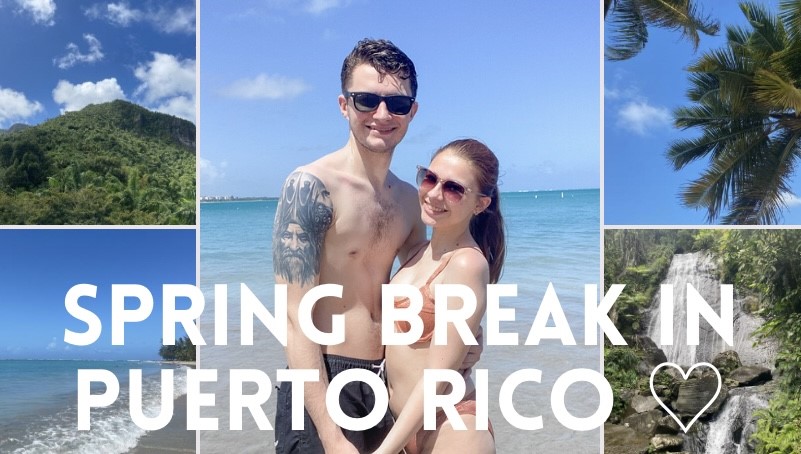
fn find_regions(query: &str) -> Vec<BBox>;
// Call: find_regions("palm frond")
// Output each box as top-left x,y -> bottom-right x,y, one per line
753,68 -> 801,113
779,0 -> 801,41
640,0 -> 720,49
723,130 -> 801,223
605,0 -> 719,60
606,0 -> 649,60
680,132 -> 772,222
727,25 -> 753,48
771,36 -> 801,82
741,2 -> 788,56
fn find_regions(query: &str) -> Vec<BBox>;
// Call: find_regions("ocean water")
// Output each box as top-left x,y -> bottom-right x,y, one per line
198,189 -> 601,453
0,360 -> 189,454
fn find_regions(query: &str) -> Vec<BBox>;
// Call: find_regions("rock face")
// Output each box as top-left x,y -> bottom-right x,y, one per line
628,394 -> 661,415
651,434 -> 684,451
675,375 -> 728,417
645,252 -> 778,369
622,409 -> 664,437
655,415 -> 681,434
728,366 -> 772,387
636,335 -> 668,369
604,423 -> 651,454
713,351 -> 742,376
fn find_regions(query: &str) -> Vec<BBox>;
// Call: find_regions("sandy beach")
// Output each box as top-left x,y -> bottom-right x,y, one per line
126,394 -> 195,454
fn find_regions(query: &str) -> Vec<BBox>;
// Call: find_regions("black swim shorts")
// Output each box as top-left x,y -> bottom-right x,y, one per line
274,354 -> 394,453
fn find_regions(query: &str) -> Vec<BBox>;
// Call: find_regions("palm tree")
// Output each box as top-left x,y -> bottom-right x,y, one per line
605,0 -> 720,60
668,1 -> 801,224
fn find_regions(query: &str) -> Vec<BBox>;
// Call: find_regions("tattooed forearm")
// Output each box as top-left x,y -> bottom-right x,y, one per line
272,171 -> 333,286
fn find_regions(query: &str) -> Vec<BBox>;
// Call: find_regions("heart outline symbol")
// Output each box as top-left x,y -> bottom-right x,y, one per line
649,361 -> 722,433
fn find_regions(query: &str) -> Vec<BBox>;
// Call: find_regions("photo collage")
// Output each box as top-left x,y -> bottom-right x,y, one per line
1,1 -> 799,453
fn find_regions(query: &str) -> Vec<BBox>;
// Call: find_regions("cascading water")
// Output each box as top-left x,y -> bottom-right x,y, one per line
646,252 -> 777,368
645,251 -> 778,454
703,386 -> 771,454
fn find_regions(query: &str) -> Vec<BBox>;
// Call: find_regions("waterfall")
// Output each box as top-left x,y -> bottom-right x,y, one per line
703,386 -> 771,454
640,251 -> 779,454
646,252 -> 777,368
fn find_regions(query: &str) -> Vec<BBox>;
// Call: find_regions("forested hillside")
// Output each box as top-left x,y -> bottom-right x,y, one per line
0,100 -> 195,224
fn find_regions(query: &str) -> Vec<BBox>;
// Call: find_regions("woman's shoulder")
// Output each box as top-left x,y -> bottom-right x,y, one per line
445,246 -> 489,282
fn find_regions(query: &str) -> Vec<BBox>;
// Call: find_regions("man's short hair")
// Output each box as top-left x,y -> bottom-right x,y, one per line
341,38 -> 418,97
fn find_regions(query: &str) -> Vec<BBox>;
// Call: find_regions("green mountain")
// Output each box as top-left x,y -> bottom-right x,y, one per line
0,100 -> 195,225
0,124 -> 32,136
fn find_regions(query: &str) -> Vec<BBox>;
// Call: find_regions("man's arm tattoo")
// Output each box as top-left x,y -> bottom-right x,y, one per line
273,171 -> 333,286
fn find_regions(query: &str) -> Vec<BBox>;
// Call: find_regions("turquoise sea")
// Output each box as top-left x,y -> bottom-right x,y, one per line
0,360 -> 188,453
199,189 -> 601,453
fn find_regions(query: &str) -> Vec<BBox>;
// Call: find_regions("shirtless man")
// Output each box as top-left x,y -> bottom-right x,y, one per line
273,38 -> 426,454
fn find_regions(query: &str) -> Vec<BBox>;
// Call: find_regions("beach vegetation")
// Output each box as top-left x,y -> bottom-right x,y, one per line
158,335 -> 196,362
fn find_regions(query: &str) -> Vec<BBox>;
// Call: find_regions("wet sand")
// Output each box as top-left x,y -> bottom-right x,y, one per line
126,394 -> 196,454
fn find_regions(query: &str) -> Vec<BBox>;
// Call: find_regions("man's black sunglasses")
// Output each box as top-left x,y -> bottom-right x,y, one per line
345,92 -> 415,115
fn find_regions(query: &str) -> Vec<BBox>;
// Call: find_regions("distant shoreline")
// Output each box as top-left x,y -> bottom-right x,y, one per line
160,360 -> 196,367
200,196 -> 278,202
200,188 -> 601,202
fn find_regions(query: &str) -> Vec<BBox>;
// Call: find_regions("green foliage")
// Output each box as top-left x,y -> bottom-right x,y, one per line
605,346 -> 642,421
715,230 -> 801,451
0,100 -> 195,225
604,230 -> 720,338
752,391 -> 801,454
0,141 -> 50,190
158,335 -> 196,362
691,229 -> 719,252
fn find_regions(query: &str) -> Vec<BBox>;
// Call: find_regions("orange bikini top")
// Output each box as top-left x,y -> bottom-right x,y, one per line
393,251 -> 454,345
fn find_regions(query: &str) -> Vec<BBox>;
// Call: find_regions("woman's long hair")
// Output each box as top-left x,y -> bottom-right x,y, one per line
433,139 -> 506,283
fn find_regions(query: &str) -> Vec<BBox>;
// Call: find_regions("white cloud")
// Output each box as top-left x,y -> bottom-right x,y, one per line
152,94 -> 195,122
106,1 -> 141,25
604,86 -> 620,100
221,74 -> 309,100
52,78 -> 126,112
781,192 -> 801,207
200,157 -> 227,182
54,33 -> 104,69
151,5 -> 194,33
84,2 -> 194,34
0,86 -> 43,126
15,0 -> 56,25
133,52 -> 195,122
47,337 -> 57,350
617,100 -> 672,135
305,0 -> 349,14
133,52 -> 195,103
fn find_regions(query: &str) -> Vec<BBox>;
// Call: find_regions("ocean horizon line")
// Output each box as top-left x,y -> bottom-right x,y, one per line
200,187 -> 600,202
0,358 -> 167,362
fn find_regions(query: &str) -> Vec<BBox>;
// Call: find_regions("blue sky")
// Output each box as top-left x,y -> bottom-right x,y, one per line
0,0 -> 195,127
0,229 -> 196,360
199,1 -> 600,198
603,0 -> 801,225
